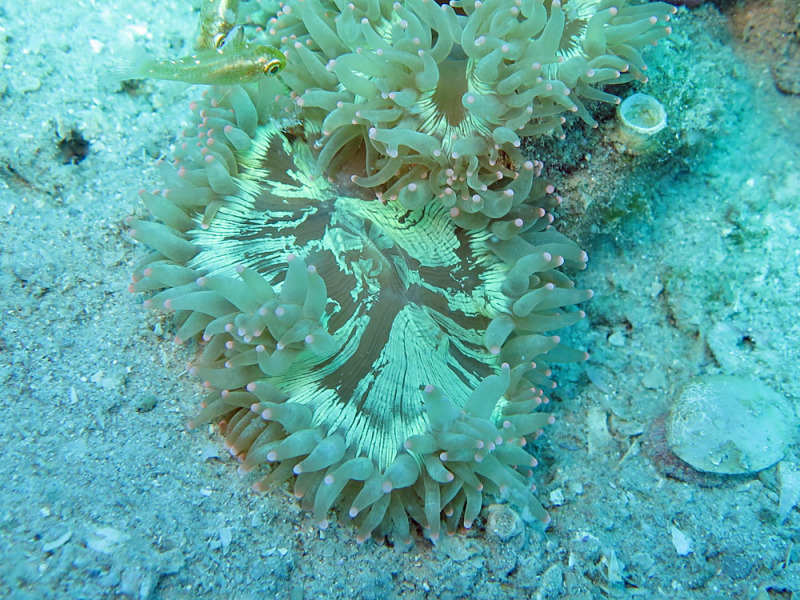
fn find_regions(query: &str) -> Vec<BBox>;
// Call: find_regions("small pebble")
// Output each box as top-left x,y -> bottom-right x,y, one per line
486,503 -> 523,541
549,488 -> 565,507
608,331 -> 626,347
671,525 -> 693,556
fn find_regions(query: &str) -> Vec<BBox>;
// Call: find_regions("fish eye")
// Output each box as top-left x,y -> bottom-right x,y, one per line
212,33 -> 226,49
266,62 -> 282,75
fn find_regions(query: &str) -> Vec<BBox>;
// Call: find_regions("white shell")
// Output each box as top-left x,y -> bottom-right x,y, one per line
667,375 -> 796,475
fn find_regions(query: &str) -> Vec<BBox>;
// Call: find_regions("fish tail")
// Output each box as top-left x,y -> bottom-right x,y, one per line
101,33 -> 154,85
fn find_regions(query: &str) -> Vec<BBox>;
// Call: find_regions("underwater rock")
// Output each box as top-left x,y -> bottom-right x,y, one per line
729,0 -> 800,95
773,43 -> 800,95
666,375 -> 796,475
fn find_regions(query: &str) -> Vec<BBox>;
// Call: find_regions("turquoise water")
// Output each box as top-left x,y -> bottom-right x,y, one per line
0,1 -> 798,598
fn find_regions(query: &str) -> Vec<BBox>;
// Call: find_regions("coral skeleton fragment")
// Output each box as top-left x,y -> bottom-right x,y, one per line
128,0 -> 674,545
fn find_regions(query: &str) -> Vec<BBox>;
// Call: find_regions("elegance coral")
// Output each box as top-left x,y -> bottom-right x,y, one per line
129,0 -> 673,546
130,91 -> 589,543
251,0 -> 675,226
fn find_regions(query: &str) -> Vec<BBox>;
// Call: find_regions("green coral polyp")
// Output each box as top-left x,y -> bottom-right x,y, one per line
130,78 -> 590,544
263,0 -> 675,222
128,0 -> 672,545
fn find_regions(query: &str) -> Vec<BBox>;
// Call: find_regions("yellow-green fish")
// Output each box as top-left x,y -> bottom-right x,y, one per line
111,38 -> 285,85
194,0 -> 240,51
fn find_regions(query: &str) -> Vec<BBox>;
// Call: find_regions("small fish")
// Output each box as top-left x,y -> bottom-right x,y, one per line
110,39 -> 286,85
194,0 -> 240,51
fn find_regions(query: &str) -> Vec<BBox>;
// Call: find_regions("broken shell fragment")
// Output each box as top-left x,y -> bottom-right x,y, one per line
667,375 -> 796,475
